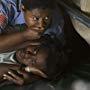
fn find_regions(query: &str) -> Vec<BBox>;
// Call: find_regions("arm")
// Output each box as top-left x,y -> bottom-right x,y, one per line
0,64 -> 20,79
0,9 -> 41,53
0,29 -> 41,53
1,65 -> 47,85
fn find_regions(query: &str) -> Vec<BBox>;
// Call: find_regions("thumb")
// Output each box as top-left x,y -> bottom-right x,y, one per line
25,67 -> 47,78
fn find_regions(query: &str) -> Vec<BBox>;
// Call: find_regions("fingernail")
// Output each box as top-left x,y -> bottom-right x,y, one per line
25,67 -> 30,72
3,77 -> 6,79
3,74 -> 6,77
8,71 -> 11,74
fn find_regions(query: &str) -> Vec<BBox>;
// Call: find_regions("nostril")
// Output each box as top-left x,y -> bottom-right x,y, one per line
38,27 -> 42,29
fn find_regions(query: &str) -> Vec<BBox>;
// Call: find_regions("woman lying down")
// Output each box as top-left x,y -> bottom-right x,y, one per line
0,39 -> 67,86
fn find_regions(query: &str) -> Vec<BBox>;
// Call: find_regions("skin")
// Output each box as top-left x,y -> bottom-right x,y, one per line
1,45 -> 49,85
3,43 -> 67,85
0,7 -> 52,85
16,45 -> 49,72
0,64 -> 22,85
0,7 -> 52,53
0,63 -> 46,85
0,31 -> 40,52
24,8 -> 52,34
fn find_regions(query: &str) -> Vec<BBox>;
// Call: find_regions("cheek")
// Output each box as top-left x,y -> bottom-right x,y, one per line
22,59 -> 30,65
37,56 -> 46,67
16,51 -> 30,65
25,17 -> 36,28
19,58 -> 32,66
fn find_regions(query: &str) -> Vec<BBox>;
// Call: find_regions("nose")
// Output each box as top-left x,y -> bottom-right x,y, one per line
25,46 -> 34,55
38,19 -> 46,31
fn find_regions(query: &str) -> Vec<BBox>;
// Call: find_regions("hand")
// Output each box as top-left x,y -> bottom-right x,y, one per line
23,29 -> 41,40
3,70 -> 26,85
0,64 -> 20,81
3,67 -> 47,85
25,67 -> 47,78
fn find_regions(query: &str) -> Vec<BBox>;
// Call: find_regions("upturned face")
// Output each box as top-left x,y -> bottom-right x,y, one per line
24,8 -> 52,34
16,45 -> 49,72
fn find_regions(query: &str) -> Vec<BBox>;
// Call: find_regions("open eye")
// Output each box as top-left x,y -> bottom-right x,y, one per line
44,16 -> 50,23
44,16 -> 49,20
33,17 -> 37,21
33,17 -> 39,21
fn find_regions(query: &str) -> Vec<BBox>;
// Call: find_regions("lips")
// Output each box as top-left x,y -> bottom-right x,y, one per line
30,27 -> 45,32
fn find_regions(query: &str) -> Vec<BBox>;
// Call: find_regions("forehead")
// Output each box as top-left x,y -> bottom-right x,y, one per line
28,45 -> 49,55
26,8 -> 51,17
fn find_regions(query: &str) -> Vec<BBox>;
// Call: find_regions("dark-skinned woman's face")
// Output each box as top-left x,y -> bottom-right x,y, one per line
24,8 -> 52,34
16,45 -> 49,72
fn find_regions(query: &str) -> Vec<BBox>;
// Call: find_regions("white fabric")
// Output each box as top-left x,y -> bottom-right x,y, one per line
0,51 -> 17,64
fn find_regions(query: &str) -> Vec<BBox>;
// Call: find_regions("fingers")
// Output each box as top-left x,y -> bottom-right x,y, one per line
3,74 -> 18,83
17,70 -> 29,79
8,71 -> 23,81
27,30 -> 41,40
27,39 -> 42,46
28,42 -> 41,46
3,72 -> 24,85
25,67 -> 47,78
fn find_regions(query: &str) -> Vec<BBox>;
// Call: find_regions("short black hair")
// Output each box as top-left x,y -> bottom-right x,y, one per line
22,0 -> 55,10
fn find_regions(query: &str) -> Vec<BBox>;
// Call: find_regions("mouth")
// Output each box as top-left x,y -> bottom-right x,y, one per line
30,27 -> 45,32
